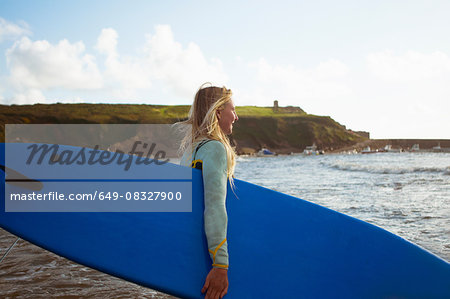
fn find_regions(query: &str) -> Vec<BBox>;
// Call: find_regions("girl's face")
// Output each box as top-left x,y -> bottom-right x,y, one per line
217,100 -> 238,135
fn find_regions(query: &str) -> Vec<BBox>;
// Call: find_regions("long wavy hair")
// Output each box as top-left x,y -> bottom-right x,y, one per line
179,83 -> 236,183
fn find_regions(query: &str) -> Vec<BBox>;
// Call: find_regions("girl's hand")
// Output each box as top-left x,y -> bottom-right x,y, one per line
201,267 -> 228,299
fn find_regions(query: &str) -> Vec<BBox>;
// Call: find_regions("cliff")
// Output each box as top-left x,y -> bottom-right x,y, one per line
0,103 -> 366,153
232,114 -> 365,154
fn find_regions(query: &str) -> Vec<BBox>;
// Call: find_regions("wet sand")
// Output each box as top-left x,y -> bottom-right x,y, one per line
0,228 -> 179,298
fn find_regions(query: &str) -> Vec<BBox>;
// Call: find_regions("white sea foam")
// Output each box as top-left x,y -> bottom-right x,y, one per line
324,162 -> 449,175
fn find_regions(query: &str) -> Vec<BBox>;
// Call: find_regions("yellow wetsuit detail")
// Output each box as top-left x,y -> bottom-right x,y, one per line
212,263 -> 229,269
191,159 -> 203,170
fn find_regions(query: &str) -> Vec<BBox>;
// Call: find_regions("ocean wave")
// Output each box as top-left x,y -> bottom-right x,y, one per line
324,162 -> 450,175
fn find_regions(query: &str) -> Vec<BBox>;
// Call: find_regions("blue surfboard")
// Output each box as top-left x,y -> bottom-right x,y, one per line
1,143 -> 449,298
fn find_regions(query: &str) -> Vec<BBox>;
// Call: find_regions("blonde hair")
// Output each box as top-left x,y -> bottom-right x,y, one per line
179,83 -> 236,184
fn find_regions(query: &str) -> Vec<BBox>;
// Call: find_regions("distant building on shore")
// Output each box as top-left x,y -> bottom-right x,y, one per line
272,100 -> 305,114
273,100 -> 279,112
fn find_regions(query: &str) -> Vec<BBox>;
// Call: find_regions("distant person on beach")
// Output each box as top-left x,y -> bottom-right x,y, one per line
179,83 -> 238,299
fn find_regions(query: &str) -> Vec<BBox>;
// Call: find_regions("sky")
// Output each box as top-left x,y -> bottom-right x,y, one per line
0,0 -> 449,139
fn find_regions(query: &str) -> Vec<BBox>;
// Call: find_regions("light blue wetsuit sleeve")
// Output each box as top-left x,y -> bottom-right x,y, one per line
195,141 -> 229,269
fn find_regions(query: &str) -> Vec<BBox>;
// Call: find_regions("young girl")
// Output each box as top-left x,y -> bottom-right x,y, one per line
180,83 -> 238,299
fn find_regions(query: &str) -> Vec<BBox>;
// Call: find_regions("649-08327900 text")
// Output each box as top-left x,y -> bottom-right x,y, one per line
9,191 -> 183,201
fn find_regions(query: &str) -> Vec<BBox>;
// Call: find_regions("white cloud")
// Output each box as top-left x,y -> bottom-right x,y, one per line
237,58 -> 351,115
13,88 -> 46,105
0,17 -> 31,42
364,50 -> 450,111
96,28 -> 118,58
345,50 -> 450,138
1,24 -> 229,104
315,59 -> 350,78
96,28 -> 152,96
5,37 -> 103,103
93,25 -> 228,100
367,50 -> 450,81
1,25 -> 228,104
7,37 -> 103,89
142,25 -> 228,97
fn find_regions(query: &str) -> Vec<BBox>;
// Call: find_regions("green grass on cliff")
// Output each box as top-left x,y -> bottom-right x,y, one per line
0,103 -> 191,124
236,106 -> 306,117
0,103 -> 307,126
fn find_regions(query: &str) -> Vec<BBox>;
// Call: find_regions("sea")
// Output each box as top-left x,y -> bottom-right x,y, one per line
1,152 -> 449,298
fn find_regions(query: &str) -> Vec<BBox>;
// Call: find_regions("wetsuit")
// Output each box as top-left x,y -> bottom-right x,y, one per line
180,139 -> 229,269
